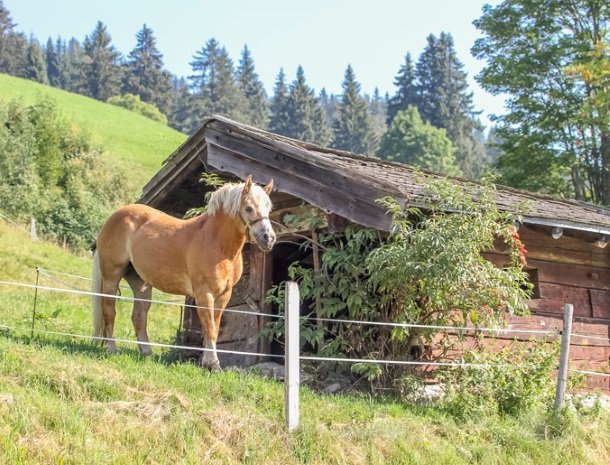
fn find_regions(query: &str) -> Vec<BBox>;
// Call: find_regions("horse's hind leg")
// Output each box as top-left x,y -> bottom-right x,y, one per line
101,273 -> 123,353
125,271 -> 153,356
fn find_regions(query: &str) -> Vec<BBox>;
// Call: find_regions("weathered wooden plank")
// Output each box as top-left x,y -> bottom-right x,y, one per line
528,283 -> 592,317
207,143 -> 393,230
590,289 -> 610,320
206,127 -> 395,203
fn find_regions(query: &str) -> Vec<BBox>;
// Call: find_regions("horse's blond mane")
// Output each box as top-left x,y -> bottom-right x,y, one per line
207,182 -> 271,218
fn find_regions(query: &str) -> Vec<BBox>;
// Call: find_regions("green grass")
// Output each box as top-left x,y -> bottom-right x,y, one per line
1,221 -> 610,464
0,73 -> 187,190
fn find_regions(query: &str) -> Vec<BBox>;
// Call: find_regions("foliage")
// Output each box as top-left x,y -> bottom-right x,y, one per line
378,106 -> 462,176
332,65 -> 379,155
368,177 -> 531,341
283,66 -> 332,145
82,21 -> 122,101
439,340 -> 559,420
269,68 -> 291,135
236,45 -> 269,128
121,24 -> 173,116
0,73 -> 186,190
107,93 -> 168,124
0,96 -> 129,248
266,177 -> 532,390
387,33 -> 488,179
472,0 -> 610,202
189,38 -> 246,122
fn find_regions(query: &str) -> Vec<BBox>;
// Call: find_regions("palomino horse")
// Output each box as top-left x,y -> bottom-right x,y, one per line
91,176 -> 275,370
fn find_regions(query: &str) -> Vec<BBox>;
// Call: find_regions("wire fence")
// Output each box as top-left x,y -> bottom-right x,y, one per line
0,270 -> 609,381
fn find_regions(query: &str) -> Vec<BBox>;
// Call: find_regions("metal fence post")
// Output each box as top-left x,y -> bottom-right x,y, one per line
285,281 -> 300,431
554,303 -> 574,414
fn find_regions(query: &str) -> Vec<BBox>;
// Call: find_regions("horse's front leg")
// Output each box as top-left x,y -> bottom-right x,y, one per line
194,288 -> 221,371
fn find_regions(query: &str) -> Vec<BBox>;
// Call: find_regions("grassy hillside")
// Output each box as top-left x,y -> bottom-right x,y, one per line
0,74 -> 187,191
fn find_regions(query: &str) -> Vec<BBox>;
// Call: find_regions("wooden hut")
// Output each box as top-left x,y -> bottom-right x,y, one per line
139,116 -> 610,389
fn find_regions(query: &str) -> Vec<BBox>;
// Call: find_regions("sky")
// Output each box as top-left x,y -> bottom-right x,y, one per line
8,0 -> 503,127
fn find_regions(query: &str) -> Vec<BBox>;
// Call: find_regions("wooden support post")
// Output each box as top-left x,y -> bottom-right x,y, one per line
554,303 -> 574,414
285,281 -> 300,432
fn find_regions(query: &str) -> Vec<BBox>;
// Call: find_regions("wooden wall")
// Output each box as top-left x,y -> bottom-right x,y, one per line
484,225 -> 610,391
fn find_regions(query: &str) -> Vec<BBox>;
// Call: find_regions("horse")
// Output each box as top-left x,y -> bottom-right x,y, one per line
91,175 -> 276,370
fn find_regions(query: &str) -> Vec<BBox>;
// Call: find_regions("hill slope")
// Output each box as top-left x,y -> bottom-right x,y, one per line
0,74 -> 187,191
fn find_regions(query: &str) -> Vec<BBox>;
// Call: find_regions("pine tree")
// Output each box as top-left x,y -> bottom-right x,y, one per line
45,37 -> 61,87
285,66 -> 331,145
24,37 -> 48,84
236,45 -> 269,128
318,88 -> 337,126
0,1 -> 27,76
62,37 -> 90,94
369,87 -> 388,146
83,21 -> 121,100
189,39 -> 246,120
387,53 -> 418,125
269,68 -> 291,135
416,32 -> 486,179
122,24 -> 173,114
167,77 -> 199,134
332,65 -> 378,154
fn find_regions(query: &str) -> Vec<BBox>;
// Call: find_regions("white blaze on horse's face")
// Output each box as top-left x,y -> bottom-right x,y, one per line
241,179 -> 276,251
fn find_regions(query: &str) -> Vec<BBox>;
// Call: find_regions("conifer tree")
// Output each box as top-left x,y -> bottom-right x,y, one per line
269,68 -> 291,135
62,37 -> 90,94
285,66 -> 331,145
45,37 -> 61,87
122,24 -> 172,114
189,38 -> 246,120
83,21 -> 121,100
167,77 -> 199,134
24,38 -> 48,84
332,65 -> 378,154
0,1 -> 27,76
236,45 -> 269,128
416,32 -> 487,179
387,53 -> 418,125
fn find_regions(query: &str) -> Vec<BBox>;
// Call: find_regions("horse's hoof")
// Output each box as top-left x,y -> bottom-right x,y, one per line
201,360 -> 222,372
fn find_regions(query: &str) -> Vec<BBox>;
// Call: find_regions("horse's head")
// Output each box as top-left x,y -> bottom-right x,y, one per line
240,175 -> 276,251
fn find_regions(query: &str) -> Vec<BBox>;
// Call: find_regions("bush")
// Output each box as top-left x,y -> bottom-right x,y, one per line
0,96 -> 130,249
439,340 -> 559,420
265,177 -> 533,390
107,94 -> 168,124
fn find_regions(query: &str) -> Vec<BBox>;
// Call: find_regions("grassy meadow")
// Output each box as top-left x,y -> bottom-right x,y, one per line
0,221 -> 609,464
0,73 -> 187,191
0,77 -> 609,464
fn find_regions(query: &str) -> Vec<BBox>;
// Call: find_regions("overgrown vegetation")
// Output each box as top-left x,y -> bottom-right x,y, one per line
107,93 -> 168,124
0,96 -> 130,248
266,177 -> 532,391
440,340 -> 560,420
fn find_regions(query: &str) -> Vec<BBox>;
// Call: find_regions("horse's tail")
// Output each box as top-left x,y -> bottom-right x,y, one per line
91,249 -> 105,342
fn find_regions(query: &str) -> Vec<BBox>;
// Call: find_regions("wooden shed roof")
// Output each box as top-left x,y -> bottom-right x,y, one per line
140,115 -> 610,235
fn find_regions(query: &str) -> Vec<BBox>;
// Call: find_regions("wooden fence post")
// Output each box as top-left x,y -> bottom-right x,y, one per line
285,281 -> 300,431
30,218 -> 37,241
554,303 -> 574,414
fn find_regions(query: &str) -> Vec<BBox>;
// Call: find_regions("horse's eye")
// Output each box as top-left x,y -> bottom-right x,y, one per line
245,206 -> 254,214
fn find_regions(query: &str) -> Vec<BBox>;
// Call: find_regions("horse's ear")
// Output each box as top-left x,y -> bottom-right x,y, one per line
263,179 -> 274,195
242,175 -> 252,196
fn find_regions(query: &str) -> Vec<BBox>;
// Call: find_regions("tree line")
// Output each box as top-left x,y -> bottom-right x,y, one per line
0,1 -> 488,179
1,1 -> 608,202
